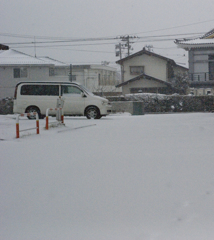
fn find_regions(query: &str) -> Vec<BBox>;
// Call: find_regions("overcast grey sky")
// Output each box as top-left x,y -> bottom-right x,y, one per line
1,0 -> 214,68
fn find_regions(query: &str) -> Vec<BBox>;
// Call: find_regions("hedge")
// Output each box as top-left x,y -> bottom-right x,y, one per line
107,94 -> 214,113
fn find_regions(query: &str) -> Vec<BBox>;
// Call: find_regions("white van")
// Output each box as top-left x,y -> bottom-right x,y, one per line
13,82 -> 112,119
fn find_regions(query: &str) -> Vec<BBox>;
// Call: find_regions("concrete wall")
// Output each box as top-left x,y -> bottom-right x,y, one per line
190,87 -> 214,96
111,101 -> 144,115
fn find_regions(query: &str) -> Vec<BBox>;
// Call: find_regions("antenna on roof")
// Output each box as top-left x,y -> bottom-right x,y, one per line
0,44 -> 9,50
34,36 -> 37,57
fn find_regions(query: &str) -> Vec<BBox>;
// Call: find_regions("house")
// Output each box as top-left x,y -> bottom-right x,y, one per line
175,28 -> 214,96
0,48 -> 121,99
71,64 -> 121,96
115,48 -> 188,95
0,49 -> 70,99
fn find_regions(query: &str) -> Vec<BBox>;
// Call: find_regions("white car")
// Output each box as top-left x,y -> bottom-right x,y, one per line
13,82 -> 112,119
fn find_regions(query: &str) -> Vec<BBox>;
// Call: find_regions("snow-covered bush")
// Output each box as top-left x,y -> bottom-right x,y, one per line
0,98 -> 13,114
107,94 -> 214,113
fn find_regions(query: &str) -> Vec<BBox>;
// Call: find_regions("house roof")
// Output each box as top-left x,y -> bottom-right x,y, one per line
116,48 -> 177,65
116,73 -> 172,88
0,49 -> 53,66
175,38 -> 214,49
175,28 -> 214,49
201,28 -> 214,39
37,56 -> 69,67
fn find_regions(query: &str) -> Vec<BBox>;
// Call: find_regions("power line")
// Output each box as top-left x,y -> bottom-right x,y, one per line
130,18 -> 214,35
10,42 -> 116,48
0,32 -> 116,43
1,18 -> 213,41
2,32 -> 204,46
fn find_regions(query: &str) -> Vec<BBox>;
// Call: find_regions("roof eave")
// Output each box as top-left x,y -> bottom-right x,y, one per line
116,74 -> 172,88
0,63 -> 54,67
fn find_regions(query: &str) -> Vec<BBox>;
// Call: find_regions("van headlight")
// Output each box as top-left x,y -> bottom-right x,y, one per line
102,100 -> 110,105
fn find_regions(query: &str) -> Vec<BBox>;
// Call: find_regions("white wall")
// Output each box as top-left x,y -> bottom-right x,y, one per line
0,66 -> 69,99
72,65 -> 121,94
123,54 -> 167,82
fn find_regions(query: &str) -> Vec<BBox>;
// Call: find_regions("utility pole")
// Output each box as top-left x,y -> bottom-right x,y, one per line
115,43 -> 122,59
69,64 -> 72,82
121,35 -> 137,56
115,35 -> 137,58
34,36 -> 37,57
115,35 -> 138,83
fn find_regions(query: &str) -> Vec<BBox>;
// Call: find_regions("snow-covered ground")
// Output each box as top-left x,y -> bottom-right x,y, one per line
1,113 -> 214,240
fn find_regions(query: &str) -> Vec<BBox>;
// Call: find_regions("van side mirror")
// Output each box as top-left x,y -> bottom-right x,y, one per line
81,92 -> 87,98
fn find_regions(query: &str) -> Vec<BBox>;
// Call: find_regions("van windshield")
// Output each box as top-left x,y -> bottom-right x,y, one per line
79,85 -> 94,96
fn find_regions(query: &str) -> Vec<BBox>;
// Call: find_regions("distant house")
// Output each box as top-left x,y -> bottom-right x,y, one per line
0,48 -> 121,99
71,64 -> 121,96
0,49 -> 70,99
175,28 -> 214,95
116,48 -> 188,95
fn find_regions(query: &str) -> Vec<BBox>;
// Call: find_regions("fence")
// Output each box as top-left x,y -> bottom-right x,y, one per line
16,113 -> 39,138
45,108 -> 64,130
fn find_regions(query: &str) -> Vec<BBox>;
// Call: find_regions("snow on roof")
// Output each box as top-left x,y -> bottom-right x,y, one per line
176,38 -> 214,45
0,49 -> 54,66
175,38 -> 214,49
175,28 -> 214,49
116,48 -> 176,65
37,56 -> 69,67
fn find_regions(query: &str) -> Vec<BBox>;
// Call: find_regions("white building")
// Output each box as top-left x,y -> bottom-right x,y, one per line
175,28 -> 214,96
71,64 -> 121,96
0,48 -> 121,99
0,49 -> 70,98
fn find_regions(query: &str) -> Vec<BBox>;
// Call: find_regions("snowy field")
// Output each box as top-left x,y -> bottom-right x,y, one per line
1,112 -> 214,240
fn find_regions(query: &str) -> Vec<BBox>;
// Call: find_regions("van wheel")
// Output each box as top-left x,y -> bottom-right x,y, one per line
26,106 -> 41,120
85,106 -> 101,119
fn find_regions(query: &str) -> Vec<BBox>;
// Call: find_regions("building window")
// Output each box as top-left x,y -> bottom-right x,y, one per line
98,74 -> 101,85
49,68 -> 55,76
72,75 -> 76,81
209,55 -> 214,80
98,71 -> 116,86
130,66 -> 144,75
13,68 -> 27,78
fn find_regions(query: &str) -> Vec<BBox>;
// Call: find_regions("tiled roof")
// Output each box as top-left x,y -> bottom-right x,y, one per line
116,73 -> 172,88
201,28 -> 214,39
116,48 -> 176,65
0,49 -> 53,66
175,28 -> 214,48
175,38 -> 214,47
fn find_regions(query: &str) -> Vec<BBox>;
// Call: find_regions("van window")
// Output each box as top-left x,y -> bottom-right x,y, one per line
62,86 -> 82,95
21,85 -> 59,96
